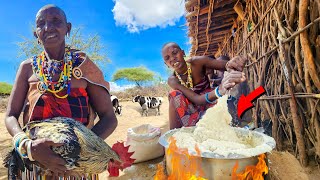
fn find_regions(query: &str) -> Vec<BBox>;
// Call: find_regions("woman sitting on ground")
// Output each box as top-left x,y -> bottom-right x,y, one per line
161,42 -> 246,129
5,4 -> 117,179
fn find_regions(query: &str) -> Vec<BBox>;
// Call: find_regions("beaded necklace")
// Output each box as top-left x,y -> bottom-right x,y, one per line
174,63 -> 193,89
42,56 -> 64,77
178,69 -> 188,76
32,47 -> 73,98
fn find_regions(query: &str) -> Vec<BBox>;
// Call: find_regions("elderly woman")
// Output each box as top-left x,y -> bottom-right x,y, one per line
162,42 -> 246,129
5,4 -> 117,179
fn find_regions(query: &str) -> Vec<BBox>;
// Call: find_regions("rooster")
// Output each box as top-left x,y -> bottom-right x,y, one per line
4,117 -> 135,178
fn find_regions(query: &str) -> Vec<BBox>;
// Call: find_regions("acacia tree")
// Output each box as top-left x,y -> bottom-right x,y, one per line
112,67 -> 155,87
17,27 -> 109,63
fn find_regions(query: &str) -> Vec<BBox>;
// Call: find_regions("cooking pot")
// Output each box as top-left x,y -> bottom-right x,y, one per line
159,127 -> 275,179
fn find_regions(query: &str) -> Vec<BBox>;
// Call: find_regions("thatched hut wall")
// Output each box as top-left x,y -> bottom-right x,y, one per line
185,0 -> 320,166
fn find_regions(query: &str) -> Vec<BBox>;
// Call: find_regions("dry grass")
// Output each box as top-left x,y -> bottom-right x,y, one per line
111,84 -> 171,101
0,84 -> 172,112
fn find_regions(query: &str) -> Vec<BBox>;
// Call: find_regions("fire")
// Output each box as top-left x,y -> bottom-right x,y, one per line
154,137 -> 206,180
232,154 -> 268,180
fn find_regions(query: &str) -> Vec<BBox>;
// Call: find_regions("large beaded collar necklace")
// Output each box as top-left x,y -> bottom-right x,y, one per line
32,47 -> 83,98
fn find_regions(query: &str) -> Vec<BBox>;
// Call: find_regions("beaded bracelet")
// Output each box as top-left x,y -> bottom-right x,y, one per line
27,140 -> 35,161
215,86 -> 222,98
205,93 -> 216,104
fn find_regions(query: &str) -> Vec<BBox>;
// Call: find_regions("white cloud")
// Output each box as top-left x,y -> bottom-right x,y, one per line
112,0 -> 185,33
109,82 -> 135,92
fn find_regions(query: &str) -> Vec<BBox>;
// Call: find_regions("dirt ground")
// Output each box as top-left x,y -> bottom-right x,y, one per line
268,151 -> 320,180
0,99 -> 319,179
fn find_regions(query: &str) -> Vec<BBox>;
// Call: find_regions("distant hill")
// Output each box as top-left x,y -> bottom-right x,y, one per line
0,82 -> 12,95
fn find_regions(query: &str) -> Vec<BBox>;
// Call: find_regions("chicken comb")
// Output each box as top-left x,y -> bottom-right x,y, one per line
107,141 -> 135,177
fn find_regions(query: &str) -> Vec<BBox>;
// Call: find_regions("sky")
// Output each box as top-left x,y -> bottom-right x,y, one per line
0,0 -> 190,91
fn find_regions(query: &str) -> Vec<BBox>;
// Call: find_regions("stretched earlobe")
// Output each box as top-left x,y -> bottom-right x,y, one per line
34,32 -> 41,45
67,22 -> 72,37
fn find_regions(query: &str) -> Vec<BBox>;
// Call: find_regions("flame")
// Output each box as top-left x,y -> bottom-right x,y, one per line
155,137 -> 206,180
232,154 -> 268,180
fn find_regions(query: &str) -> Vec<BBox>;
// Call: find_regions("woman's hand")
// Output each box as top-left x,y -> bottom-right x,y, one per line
167,76 -> 181,90
31,138 -> 67,177
219,71 -> 246,95
226,56 -> 247,72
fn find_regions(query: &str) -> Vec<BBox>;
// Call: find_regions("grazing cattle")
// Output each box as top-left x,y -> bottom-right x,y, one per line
132,95 -> 163,116
111,95 -> 122,116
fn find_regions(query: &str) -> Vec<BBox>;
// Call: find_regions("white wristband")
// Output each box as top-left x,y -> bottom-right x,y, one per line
27,140 -> 35,161
18,139 -> 30,158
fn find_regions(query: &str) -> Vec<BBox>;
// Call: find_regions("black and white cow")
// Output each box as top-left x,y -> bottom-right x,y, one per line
111,95 -> 122,116
132,95 -> 163,116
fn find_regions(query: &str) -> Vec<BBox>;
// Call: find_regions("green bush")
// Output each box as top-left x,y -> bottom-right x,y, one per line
0,82 -> 13,95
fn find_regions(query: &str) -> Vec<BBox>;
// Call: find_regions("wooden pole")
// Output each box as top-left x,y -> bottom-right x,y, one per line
299,0 -> 320,90
279,39 -> 308,166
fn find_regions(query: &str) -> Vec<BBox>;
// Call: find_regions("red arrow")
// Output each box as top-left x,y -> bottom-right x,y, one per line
237,86 -> 266,119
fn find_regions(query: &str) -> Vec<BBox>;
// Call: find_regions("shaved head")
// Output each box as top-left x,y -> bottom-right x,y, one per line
36,4 -> 67,22
34,4 -> 71,48
162,42 -> 181,51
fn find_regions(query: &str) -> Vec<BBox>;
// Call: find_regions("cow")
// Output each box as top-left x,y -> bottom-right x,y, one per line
132,95 -> 163,116
111,95 -> 122,116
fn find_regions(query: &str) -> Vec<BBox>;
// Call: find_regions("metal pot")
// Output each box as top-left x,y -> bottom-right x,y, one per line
159,127 -> 275,179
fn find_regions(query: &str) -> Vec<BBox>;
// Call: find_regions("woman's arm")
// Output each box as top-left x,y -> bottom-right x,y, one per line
168,71 -> 246,105
177,85 -> 218,105
187,56 -> 247,72
187,56 -> 227,71
168,76 -> 217,105
5,60 -> 30,136
87,83 -> 118,140
6,60 -> 68,176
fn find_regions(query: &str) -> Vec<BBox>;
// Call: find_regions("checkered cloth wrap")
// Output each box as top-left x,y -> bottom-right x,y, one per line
30,88 -> 89,125
169,76 -> 216,127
